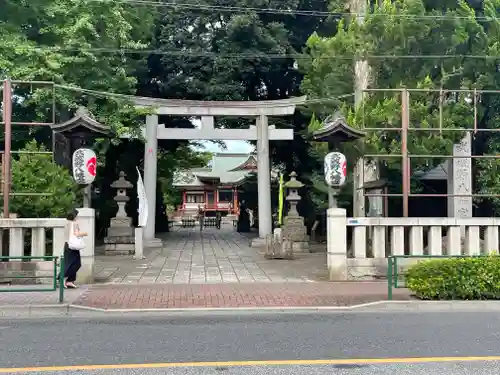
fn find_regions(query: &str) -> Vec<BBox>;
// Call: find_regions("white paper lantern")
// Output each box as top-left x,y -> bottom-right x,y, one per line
324,152 -> 347,187
72,148 -> 97,185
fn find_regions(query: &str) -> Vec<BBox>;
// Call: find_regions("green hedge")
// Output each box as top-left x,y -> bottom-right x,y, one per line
405,256 -> 500,300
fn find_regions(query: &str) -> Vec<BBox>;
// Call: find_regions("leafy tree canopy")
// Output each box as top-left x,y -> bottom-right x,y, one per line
301,0 -> 500,212
0,0 -> 154,136
11,140 -> 79,217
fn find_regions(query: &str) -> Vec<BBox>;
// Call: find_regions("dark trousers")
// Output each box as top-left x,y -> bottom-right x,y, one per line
63,242 -> 81,282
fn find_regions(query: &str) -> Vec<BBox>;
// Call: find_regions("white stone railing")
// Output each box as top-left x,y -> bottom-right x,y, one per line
0,218 -> 66,285
327,209 -> 500,280
0,218 -> 67,258
0,208 -> 95,283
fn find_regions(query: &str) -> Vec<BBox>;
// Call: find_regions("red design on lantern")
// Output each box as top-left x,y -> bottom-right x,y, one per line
86,156 -> 97,177
341,161 -> 347,177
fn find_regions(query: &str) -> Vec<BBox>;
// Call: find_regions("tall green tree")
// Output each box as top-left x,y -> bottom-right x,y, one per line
1,0 -> 154,137
11,141 -> 79,218
137,0 -> 334,218
302,0 -> 500,214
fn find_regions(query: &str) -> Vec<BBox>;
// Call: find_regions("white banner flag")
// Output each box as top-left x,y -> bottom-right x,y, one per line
136,167 -> 148,227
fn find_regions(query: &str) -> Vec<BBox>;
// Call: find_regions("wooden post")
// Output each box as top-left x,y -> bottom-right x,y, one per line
2,80 -> 12,218
401,89 -> 410,217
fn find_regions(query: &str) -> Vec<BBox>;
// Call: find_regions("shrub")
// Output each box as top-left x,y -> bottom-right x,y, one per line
405,256 -> 500,300
10,141 -> 79,218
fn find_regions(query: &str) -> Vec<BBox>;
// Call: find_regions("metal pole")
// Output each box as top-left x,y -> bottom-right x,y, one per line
401,89 -> 410,217
3,80 -> 12,218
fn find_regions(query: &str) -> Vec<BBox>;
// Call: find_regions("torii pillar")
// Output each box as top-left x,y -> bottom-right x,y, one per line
143,115 -> 161,247
129,96 -> 306,247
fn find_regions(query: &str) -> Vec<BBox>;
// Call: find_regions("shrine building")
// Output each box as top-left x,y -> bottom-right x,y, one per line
173,153 -> 257,217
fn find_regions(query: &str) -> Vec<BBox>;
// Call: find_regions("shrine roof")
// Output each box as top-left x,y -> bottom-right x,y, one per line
312,113 -> 365,143
51,107 -> 111,137
212,153 -> 252,172
173,153 -> 256,187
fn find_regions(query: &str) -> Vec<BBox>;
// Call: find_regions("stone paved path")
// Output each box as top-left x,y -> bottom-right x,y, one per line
72,282 -> 411,309
94,226 -> 328,284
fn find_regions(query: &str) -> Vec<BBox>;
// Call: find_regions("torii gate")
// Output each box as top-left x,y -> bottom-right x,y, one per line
124,96 -> 307,247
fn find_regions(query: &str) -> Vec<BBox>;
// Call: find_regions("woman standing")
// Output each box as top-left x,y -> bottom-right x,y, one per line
62,209 -> 87,289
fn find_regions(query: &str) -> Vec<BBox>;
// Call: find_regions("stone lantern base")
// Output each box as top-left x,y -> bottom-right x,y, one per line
281,215 -> 309,253
104,216 -> 135,255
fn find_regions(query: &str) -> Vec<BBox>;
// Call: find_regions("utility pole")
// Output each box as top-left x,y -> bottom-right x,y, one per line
2,80 -> 12,219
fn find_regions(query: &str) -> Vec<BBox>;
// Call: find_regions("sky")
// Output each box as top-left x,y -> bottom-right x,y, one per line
196,140 -> 255,153
189,118 -> 255,154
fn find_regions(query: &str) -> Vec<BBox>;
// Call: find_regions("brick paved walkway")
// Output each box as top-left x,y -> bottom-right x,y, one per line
95,226 -> 328,284
72,282 -> 411,309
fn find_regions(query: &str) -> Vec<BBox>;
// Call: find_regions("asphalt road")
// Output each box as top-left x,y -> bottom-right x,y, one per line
1,311 -> 500,374
3,364 -> 500,375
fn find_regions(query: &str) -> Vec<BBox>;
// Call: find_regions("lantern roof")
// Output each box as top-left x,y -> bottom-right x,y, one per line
111,171 -> 133,189
51,107 -> 111,138
284,171 -> 304,189
312,112 -> 366,144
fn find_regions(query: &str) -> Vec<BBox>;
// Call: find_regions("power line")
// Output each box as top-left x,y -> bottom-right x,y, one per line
87,0 -> 500,21
25,47 -> 500,60
54,83 -> 354,105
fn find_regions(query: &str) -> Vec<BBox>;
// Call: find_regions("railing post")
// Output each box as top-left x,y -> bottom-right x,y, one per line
387,256 -> 393,300
394,256 -> 399,289
52,257 -> 57,290
59,256 -> 65,303
327,208 -> 348,280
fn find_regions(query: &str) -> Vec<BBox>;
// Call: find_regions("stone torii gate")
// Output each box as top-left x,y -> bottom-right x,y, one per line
126,96 -> 306,247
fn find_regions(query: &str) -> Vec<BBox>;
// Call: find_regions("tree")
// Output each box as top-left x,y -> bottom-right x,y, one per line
10,140 -> 79,218
301,0 -> 500,214
0,0 -> 155,139
136,0 -> 334,220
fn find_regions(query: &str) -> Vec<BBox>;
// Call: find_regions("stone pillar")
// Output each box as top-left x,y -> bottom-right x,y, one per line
256,115 -> 272,238
327,208 -> 348,280
134,227 -> 145,260
451,133 -> 473,217
75,207 -> 95,284
447,133 -> 473,236
143,115 -> 162,247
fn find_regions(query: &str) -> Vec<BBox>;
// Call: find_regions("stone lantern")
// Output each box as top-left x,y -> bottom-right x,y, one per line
104,171 -> 135,255
285,172 -> 303,216
281,172 -> 309,252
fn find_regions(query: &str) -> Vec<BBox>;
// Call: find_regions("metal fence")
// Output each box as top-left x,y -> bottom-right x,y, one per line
359,88 -> 500,217
0,255 -> 65,303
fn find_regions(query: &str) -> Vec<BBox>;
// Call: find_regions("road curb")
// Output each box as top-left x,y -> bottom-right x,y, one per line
358,300 -> 500,311
4,299 -> 500,317
67,300 -> 500,314
67,300 -> 388,314
0,304 -> 70,317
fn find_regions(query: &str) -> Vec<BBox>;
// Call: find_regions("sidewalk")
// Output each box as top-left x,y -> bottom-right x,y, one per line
71,282 -> 411,310
0,287 -> 87,317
